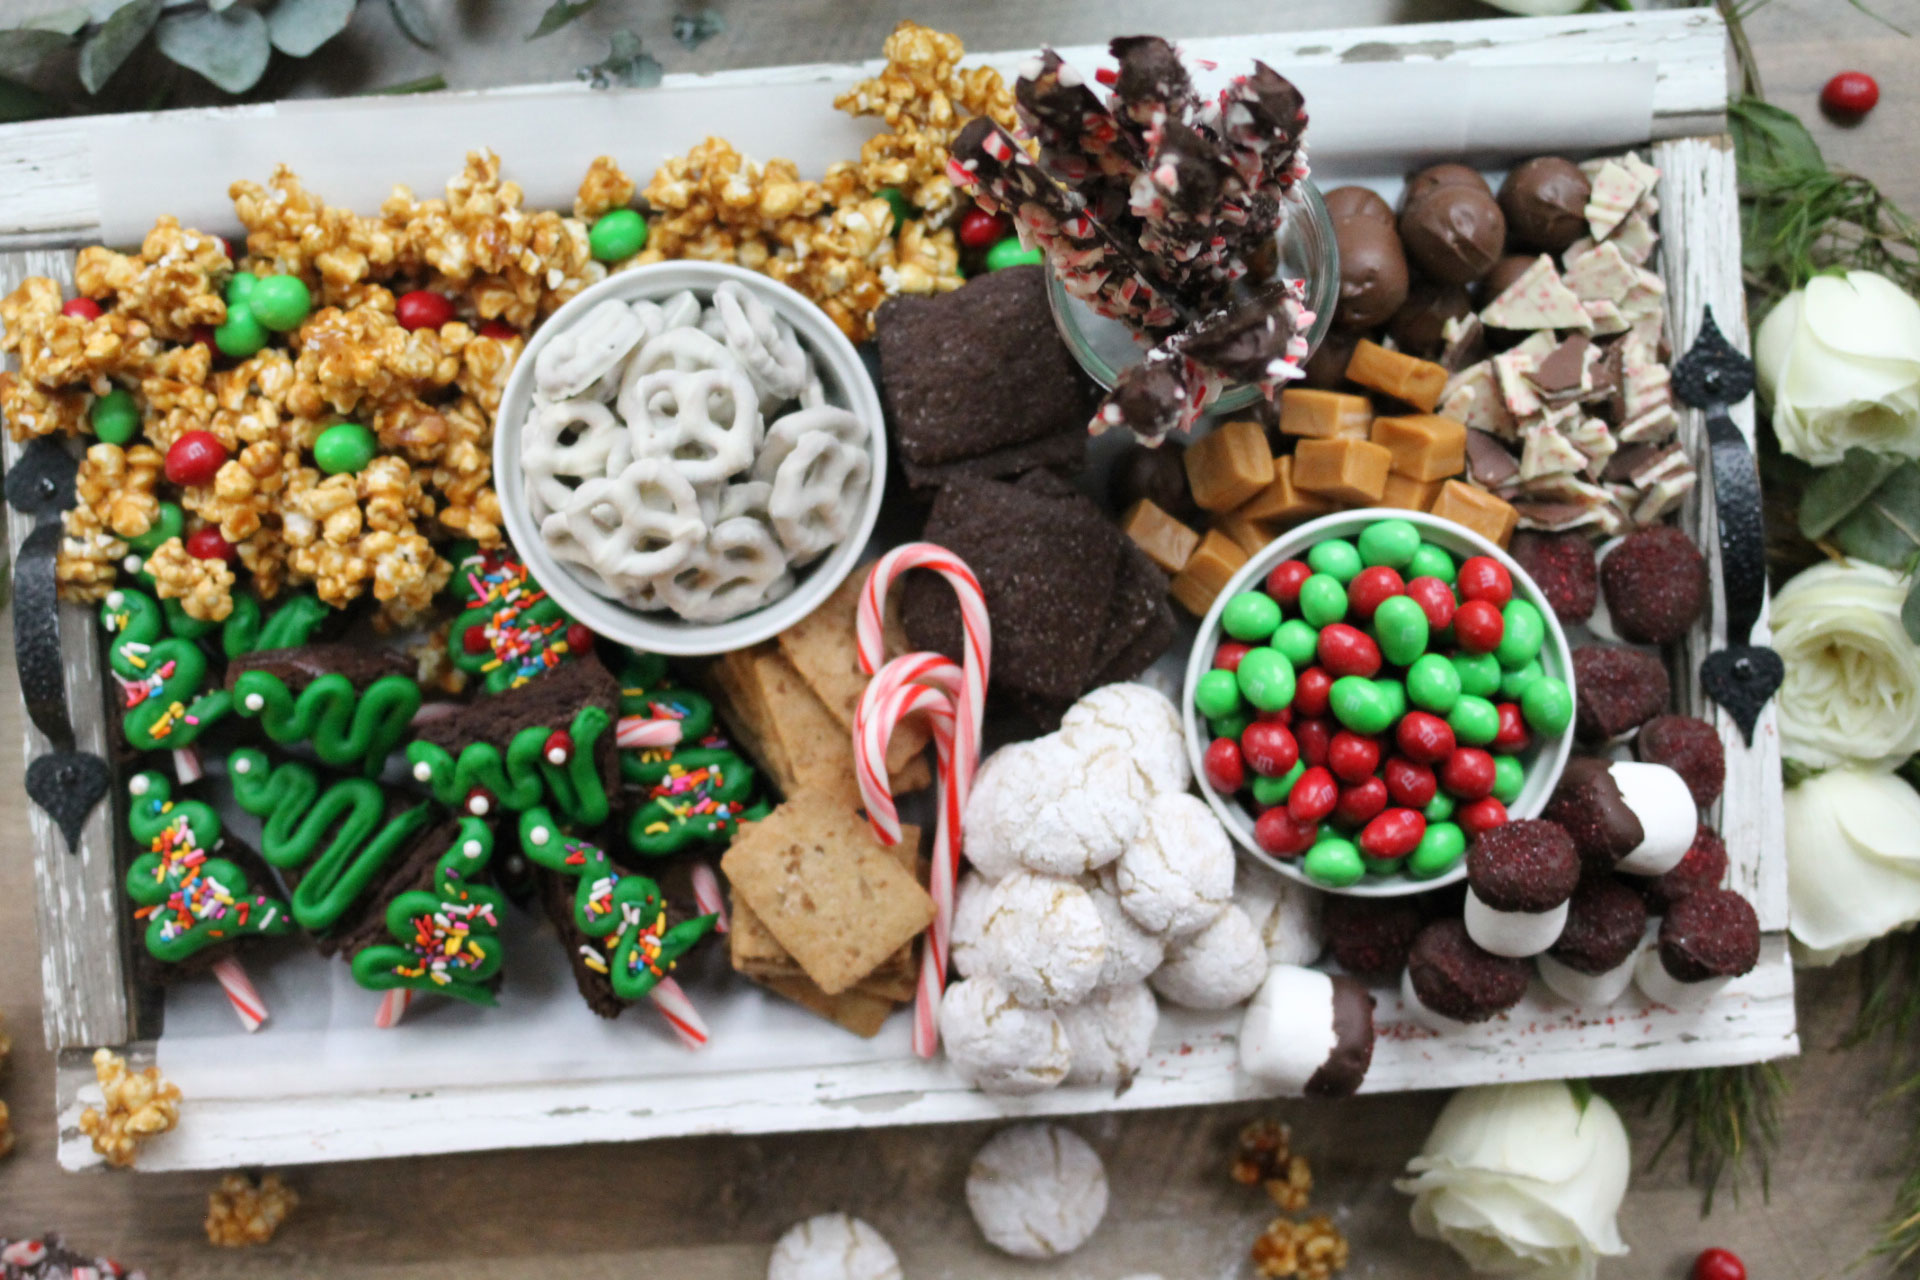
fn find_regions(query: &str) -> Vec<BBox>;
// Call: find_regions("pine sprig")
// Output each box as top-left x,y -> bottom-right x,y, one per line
1643,1064 -> 1788,1214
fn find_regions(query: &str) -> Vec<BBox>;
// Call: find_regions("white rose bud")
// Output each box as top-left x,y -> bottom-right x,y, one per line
1771,559 -> 1920,769
1756,270 -> 1920,465
1786,767 -> 1920,966
1397,1080 -> 1630,1280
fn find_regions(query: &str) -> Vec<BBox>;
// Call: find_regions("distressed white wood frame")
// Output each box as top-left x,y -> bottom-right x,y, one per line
5,8 -> 1794,1173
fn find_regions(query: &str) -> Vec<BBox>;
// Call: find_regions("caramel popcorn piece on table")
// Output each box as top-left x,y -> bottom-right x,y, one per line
144,534 -> 237,623
205,1173 -> 298,1247
1252,1215 -> 1350,1280
77,1047 -> 181,1169
1232,1119 -> 1314,1212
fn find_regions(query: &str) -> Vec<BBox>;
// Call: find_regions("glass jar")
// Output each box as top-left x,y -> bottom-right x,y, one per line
1044,179 -> 1340,415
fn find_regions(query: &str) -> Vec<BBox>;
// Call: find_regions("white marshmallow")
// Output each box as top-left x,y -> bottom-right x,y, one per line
1400,967 -> 1474,1034
978,872 -> 1107,1008
767,1214 -> 902,1280
966,1124 -> 1109,1259
939,976 -> 1071,1095
1112,792 -> 1236,938
1609,761 -> 1697,875
1235,861 -> 1325,967
1633,947 -> 1731,1009
1537,949 -> 1640,1007
1239,965 -> 1338,1091
1150,905 -> 1268,1009
1464,889 -> 1571,958
1061,982 -> 1159,1087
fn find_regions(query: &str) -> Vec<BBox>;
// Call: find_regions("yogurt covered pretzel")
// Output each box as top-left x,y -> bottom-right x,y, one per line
712,280 -> 810,403
769,429 -> 870,564
623,365 -> 763,487
534,296 -> 648,401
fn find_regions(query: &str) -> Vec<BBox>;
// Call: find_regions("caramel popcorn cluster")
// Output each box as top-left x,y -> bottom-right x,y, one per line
1234,1120 -> 1348,1278
205,1173 -> 298,1247
1251,1215 -> 1350,1280
77,1048 -> 181,1169
1232,1118 -> 1314,1211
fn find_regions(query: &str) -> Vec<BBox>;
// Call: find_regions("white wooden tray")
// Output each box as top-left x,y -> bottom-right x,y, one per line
0,8 -> 1795,1173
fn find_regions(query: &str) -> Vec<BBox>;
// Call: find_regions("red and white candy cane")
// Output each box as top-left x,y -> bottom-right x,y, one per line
852,651 -> 962,842
373,987 -> 413,1029
690,862 -> 729,934
210,955 -> 267,1033
647,977 -> 709,1050
616,715 -> 684,750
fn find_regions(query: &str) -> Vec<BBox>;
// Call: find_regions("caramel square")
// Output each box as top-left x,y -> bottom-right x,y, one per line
1184,419 -> 1275,513
1213,511 -> 1277,558
1372,414 -> 1468,482
1170,530 -> 1249,616
1379,473 -> 1443,513
1238,455 -> 1334,526
1292,437 -> 1392,506
1429,480 -> 1519,547
1345,340 -> 1449,412
1279,388 -> 1372,440
1122,499 -> 1201,574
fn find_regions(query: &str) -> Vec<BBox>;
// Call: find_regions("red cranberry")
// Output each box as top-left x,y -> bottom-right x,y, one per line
1333,776 -> 1388,828
1691,1248 -> 1746,1280
1287,766 -> 1339,824
1254,807 -> 1316,858
1213,641 -> 1253,673
1317,623 -> 1381,678
1457,796 -> 1509,838
1327,730 -> 1381,784
1359,808 -> 1425,860
184,527 -> 237,563
396,290 -> 455,331
957,206 -> 1013,248
1453,599 -> 1505,654
462,624 -> 491,654
1440,747 -> 1497,800
1265,559 -> 1311,607
1395,712 -> 1455,765
1293,666 -> 1333,718
1346,565 -> 1404,621
564,622 -> 594,651
61,297 -> 103,321
1294,717 -> 1333,767
1241,721 -> 1300,777
1821,71 -> 1879,119
1384,757 -> 1437,809
1405,576 -> 1456,631
1456,556 -> 1513,607
165,430 -> 228,486
478,320 -> 519,340
1492,702 -> 1530,751
1204,738 -> 1246,793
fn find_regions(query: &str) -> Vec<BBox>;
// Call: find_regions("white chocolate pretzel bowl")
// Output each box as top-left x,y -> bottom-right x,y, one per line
496,261 -> 887,656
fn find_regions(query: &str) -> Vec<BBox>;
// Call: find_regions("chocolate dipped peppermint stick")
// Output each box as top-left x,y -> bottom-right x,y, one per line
1014,48 -> 1142,222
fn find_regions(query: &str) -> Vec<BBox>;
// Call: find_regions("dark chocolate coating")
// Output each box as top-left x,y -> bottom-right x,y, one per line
1467,819 -> 1581,913
1304,975 -> 1376,1098
1571,645 -> 1671,743
1402,162 -> 1491,211
1407,918 -> 1531,1023
1323,184 -> 1395,227
1499,156 -> 1592,253
1548,876 -> 1648,974
1331,216 -> 1410,331
1400,185 -> 1507,286
1387,280 -> 1473,359
1111,441 -> 1198,520
1302,329 -> 1360,390
1543,757 -> 1647,873
1658,888 -> 1760,982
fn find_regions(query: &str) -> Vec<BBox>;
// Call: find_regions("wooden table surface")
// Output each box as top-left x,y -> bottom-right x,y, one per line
3,1 -> 1918,1275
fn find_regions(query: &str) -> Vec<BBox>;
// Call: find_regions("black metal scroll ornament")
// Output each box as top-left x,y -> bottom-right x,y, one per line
1671,307 -> 1781,746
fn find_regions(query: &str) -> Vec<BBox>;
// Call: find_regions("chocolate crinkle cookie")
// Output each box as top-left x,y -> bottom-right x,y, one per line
1507,530 -> 1597,625
1636,714 -> 1725,808
1572,645 -> 1670,743
1406,918 -> 1530,1022
1547,876 -> 1647,975
1600,526 -> 1708,645
1657,887 -> 1760,983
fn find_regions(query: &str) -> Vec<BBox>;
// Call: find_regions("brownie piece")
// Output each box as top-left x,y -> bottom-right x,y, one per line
413,653 -> 621,804
225,642 -> 414,694
331,815 -> 479,962
898,430 -> 1086,490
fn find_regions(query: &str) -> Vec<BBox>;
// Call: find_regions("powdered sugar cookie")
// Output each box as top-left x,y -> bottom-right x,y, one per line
1061,981 -> 1158,1087
1236,861 -> 1326,967
1112,792 -> 1235,937
1059,682 -> 1191,798
951,871 -> 994,979
1084,878 -> 1164,988
1149,905 -> 1268,1009
964,735 -> 1144,878
978,871 -> 1106,1007
966,1124 -> 1109,1259
939,976 -> 1070,1095
767,1213 -> 902,1280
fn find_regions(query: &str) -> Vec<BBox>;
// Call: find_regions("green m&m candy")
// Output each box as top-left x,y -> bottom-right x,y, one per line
1211,710 -> 1253,742
314,422 -> 377,476
1298,573 -> 1348,627
249,274 -> 311,332
1358,518 -> 1420,569
1492,755 -> 1525,804
1373,595 -> 1430,666
1194,668 -> 1243,720
1407,542 -> 1456,583
1307,537 -> 1363,583
589,208 -> 649,261
1304,836 -> 1365,887
877,187 -> 915,232
1495,599 -> 1545,670
1237,647 -> 1295,712
1449,694 -> 1501,746
128,500 -> 183,552
1375,678 -> 1408,725
1407,653 -> 1461,714
91,387 -> 138,445
1500,659 -> 1544,701
1272,619 -> 1319,669
214,302 -> 268,358
1423,792 -> 1456,823
1522,675 -> 1574,735
225,271 -> 257,306
1222,591 -> 1282,642
1330,676 -> 1394,735
1251,760 -> 1307,808
1451,650 -> 1502,698
985,237 -> 1043,270
1408,821 -> 1466,878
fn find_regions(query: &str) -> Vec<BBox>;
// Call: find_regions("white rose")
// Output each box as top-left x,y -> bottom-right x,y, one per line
1475,0 -> 1589,13
1786,767 -> 1920,965
1396,1081 -> 1629,1280
1755,270 -> 1920,465
1771,559 -> 1920,769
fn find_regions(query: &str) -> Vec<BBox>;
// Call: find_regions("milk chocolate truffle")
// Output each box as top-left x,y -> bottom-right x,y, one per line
1400,185 -> 1507,286
1480,254 -> 1539,308
1508,530 -> 1598,625
1403,162 -> 1492,210
1601,526 -> 1709,645
1332,215 -> 1410,331
1538,875 -> 1648,1006
1403,918 -> 1531,1026
1239,965 -> 1377,1098
1388,280 -> 1474,359
1571,645 -> 1670,743
1498,157 -> 1593,253
1323,184 -> 1396,227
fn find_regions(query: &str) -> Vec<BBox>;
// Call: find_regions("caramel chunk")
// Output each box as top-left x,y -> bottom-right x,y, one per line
1429,479 -> 1519,547
1380,473 -> 1444,512
1278,388 -> 1372,440
1213,511 -> 1277,557
1239,455 -> 1335,526
1345,339 -> 1448,412
1293,438 -> 1392,506
1171,529 -> 1250,616
1184,419 -> 1275,512
1122,498 -> 1201,574
1372,413 -> 1468,482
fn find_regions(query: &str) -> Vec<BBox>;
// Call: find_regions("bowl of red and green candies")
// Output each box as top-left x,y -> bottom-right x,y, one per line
1182,509 -> 1576,897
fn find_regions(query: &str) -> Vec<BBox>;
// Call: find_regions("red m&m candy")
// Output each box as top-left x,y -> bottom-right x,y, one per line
1457,796 -> 1509,837
396,290 -> 455,331
184,526 -> 237,563
1292,666 -> 1333,718
1395,711 -> 1455,764
1317,623 -> 1381,678
1327,730 -> 1381,783
61,297 -> 103,321
1456,556 -> 1512,607
1492,702 -> 1530,751
1241,721 -> 1300,777
1453,599 -> 1505,654
1404,576 -> 1456,631
1384,757 -> 1436,808
1213,641 -> 1252,673
478,320 -> 519,341
1821,71 -> 1878,120
1294,716 -> 1333,767
1334,776 -> 1388,827
1440,747 -> 1497,800
1255,807 -> 1316,858
165,430 -> 228,486
1265,559 -> 1311,607
1691,1249 -> 1746,1280
1359,808 -> 1425,860
1204,738 -> 1246,793
1287,766 -> 1339,824
957,206 -> 1012,248
1347,565 -> 1404,621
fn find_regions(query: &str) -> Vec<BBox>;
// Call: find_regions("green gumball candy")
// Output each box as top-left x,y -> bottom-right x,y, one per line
1408,542 -> 1456,583
1307,538 -> 1362,583
1495,599 -> 1546,670
314,422 -> 378,476
249,274 -> 311,332
589,209 -> 648,262
1237,647 -> 1295,712
1449,694 -> 1501,746
1298,574 -> 1348,627
1373,595 -> 1430,666
1408,822 -> 1466,878
1222,591 -> 1282,642
1195,669 -> 1243,720
1521,676 -> 1574,735
1357,518 -> 1420,569
1491,755 -> 1525,804
1407,653 -> 1462,714
1304,837 -> 1365,888
91,387 -> 139,445
985,237 -> 1043,270
1272,619 -> 1320,669
214,302 -> 269,358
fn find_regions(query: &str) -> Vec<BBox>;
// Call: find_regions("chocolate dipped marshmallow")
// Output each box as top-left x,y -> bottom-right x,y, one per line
1537,877 -> 1649,1006
1238,964 -> 1376,1098
1543,757 -> 1697,877
1634,887 -> 1760,1009
1402,919 -> 1532,1031
1463,819 -> 1581,958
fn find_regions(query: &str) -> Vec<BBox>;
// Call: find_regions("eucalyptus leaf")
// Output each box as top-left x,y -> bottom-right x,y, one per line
1799,447 -> 1902,540
671,10 -> 724,49
0,74 -> 58,122
154,6 -> 270,93
1830,461 -> 1920,570
362,72 -> 445,94
267,0 -> 356,57
1729,96 -> 1825,181
578,28 -> 660,88
22,7 -> 90,36
386,0 -> 433,48
1903,579 -> 1920,647
0,28 -> 72,79
529,0 -> 598,40
76,0 -> 159,94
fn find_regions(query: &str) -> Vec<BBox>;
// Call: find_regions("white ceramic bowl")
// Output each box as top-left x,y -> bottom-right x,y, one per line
1181,509 -> 1577,898
494,262 -> 887,656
